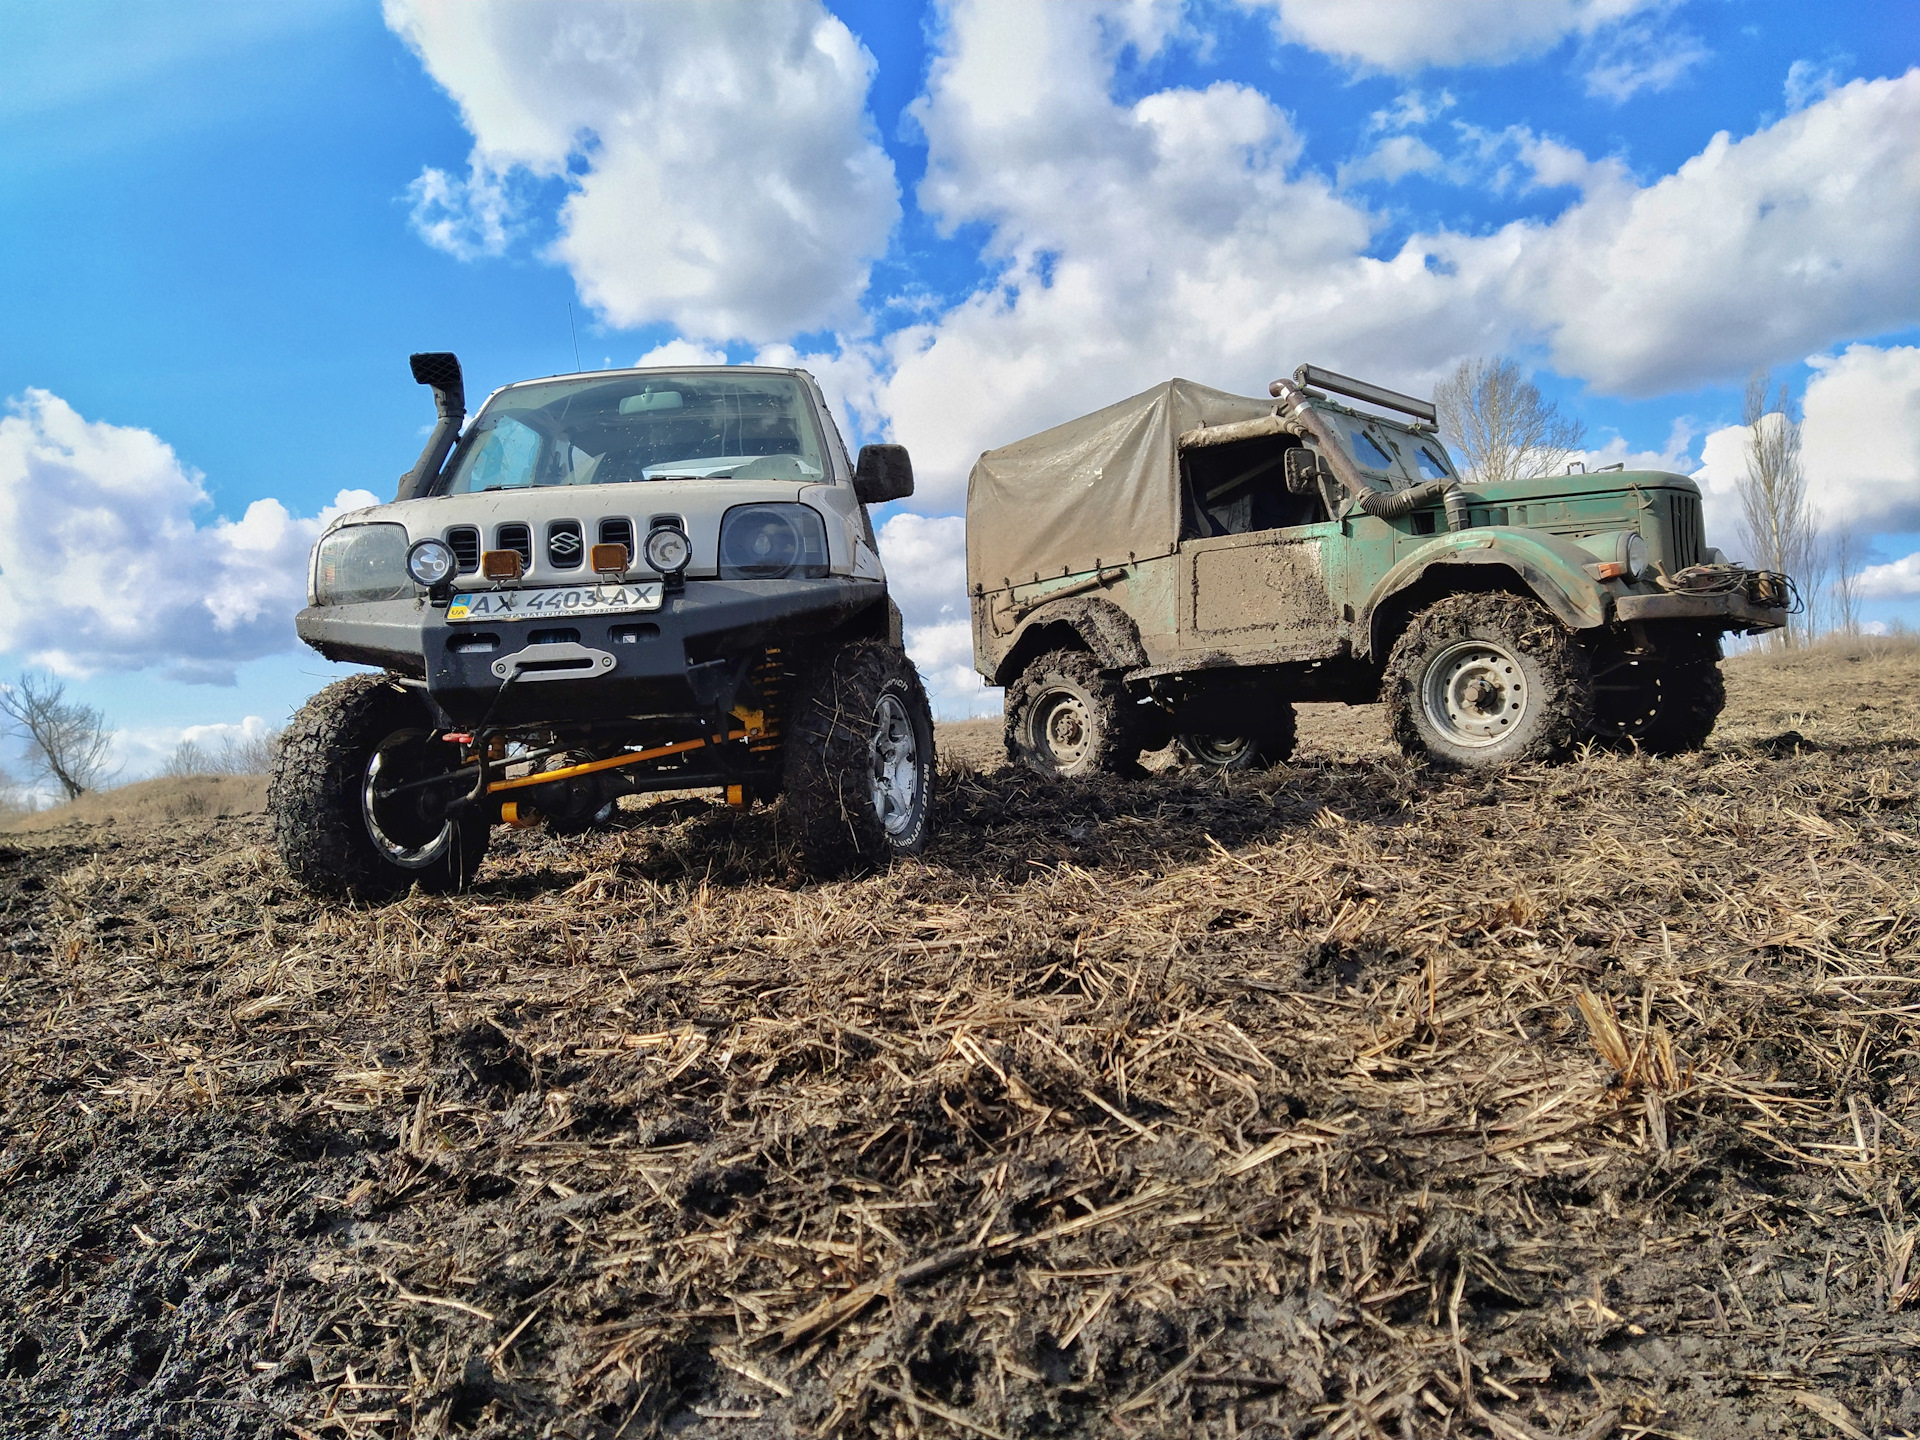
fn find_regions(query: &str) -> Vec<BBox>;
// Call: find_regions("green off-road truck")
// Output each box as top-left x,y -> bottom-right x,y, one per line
272,354 -> 934,899
969,365 -> 1791,776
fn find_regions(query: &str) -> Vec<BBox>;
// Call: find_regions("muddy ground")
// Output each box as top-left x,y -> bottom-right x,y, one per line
3,638 -> 1917,1439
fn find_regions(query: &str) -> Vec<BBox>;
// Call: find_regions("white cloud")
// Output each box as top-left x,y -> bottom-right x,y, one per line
114,714 -> 279,780
1785,57 -> 1850,112
869,12 -> 1919,515
1579,20 -> 1708,102
1248,0 -> 1662,73
876,512 -> 969,631
904,618 -> 999,720
1339,134 -> 1444,186
634,339 -> 729,368
0,390 -> 375,683
1857,551 -> 1920,598
1800,344 -> 1920,533
385,0 -> 900,343
1689,343 -> 1920,557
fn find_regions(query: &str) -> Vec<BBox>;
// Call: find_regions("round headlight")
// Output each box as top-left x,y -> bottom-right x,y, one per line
1622,532 -> 1651,579
643,525 -> 692,574
407,537 -> 457,587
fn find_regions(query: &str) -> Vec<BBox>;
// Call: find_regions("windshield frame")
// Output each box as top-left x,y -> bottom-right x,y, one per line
431,367 -> 841,496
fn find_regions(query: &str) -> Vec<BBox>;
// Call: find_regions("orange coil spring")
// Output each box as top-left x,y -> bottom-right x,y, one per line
750,648 -> 784,753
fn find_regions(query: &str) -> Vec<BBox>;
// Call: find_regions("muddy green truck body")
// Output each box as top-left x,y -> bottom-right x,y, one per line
969,367 -> 1789,772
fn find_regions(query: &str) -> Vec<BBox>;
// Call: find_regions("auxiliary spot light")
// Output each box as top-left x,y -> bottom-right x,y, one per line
481,549 -> 523,581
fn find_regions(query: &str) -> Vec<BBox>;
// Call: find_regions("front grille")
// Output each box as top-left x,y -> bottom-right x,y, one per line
496,523 -> 532,568
445,526 -> 480,573
598,517 -> 634,564
547,520 -> 584,570
1669,493 -> 1703,568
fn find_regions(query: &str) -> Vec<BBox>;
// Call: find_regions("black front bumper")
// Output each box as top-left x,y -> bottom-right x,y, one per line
297,577 -> 883,729
1614,591 -> 1787,631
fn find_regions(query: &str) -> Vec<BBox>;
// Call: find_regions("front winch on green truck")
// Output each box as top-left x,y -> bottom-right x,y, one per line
968,365 -> 1791,775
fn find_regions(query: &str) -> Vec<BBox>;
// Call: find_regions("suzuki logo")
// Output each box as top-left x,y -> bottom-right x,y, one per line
549,529 -> 583,558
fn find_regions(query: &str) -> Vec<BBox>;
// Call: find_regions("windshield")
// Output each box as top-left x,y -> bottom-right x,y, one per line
440,371 -> 829,493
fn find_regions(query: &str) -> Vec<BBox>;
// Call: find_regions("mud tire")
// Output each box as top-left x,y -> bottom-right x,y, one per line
1004,649 -> 1143,779
269,674 -> 489,900
1175,703 -> 1298,771
1645,634 -> 1726,753
1384,593 -> 1591,770
785,641 -> 936,877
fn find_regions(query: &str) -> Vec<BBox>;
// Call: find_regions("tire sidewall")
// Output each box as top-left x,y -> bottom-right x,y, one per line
1385,594 -> 1590,770
785,641 -> 936,875
270,676 -> 487,900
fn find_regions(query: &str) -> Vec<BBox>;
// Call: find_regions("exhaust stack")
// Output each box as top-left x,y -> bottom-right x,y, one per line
396,352 -> 465,500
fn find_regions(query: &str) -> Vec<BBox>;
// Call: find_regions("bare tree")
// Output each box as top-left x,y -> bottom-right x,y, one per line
159,728 -> 282,778
1829,529 -> 1864,638
1736,372 -> 1817,647
0,672 -> 117,801
1434,357 -> 1587,485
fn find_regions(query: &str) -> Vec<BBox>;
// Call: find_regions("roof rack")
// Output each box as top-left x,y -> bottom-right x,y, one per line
1292,364 -> 1437,427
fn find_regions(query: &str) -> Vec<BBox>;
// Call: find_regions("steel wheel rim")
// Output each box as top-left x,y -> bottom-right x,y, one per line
1031,687 -> 1093,770
868,693 -> 921,837
1185,734 -> 1256,767
362,729 -> 455,868
1422,638 -> 1529,747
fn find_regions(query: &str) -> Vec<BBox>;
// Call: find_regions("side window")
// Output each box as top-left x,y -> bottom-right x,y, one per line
461,417 -> 542,492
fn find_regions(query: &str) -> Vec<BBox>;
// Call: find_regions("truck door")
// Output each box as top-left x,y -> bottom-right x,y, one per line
1176,436 -> 1350,660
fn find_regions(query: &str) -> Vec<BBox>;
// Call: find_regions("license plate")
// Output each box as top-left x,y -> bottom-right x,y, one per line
447,583 -> 663,622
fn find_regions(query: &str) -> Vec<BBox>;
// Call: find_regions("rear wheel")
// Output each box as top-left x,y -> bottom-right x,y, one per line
1383,593 -> 1591,770
1004,649 -> 1143,778
1175,703 -> 1298,772
270,675 -> 489,900
784,641 -> 936,876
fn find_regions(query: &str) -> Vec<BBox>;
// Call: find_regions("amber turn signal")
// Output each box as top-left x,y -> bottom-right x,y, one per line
481,549 -> 524,581
590,542 -> 629,576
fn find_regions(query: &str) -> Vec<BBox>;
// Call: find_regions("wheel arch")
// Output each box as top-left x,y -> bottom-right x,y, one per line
991,596 -> 1148,686
1360,537 -> 1611,661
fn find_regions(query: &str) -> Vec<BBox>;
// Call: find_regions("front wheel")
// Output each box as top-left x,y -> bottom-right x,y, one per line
784,641 -> 936,877
1588,630 -> 1725,755
269,675 -> 489,900
1383,593 -> 1592,770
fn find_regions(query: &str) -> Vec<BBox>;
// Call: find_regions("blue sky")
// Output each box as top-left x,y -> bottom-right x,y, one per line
1,0 -> 1916,769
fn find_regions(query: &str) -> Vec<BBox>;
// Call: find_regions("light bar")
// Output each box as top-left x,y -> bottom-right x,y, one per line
1292,364 -> 1437,426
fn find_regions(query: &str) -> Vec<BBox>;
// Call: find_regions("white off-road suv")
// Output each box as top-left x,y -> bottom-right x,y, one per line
271,354 -> 934,899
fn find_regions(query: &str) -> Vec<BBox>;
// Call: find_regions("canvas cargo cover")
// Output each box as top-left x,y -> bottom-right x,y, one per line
966,378 -> 1274,596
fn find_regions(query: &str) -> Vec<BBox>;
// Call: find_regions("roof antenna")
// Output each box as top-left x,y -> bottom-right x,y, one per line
568,302 -> 582,371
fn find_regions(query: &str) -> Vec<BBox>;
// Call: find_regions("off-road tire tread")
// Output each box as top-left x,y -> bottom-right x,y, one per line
785,641 -> 936,878
1175,702 -> 1298,771
269,674 -> 488,900
1383,592 -> 1592,770
1003,648 -> 1144,778
1642,634 -> 1726,755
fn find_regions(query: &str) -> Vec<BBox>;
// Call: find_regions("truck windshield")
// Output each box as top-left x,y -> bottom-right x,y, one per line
440,372 -> 829,493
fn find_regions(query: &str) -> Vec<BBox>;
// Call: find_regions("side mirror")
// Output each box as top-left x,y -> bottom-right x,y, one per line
853,444 -> 914,504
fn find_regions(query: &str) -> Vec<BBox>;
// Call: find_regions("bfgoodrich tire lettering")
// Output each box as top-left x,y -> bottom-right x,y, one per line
269,674 -> 489,900
785,641 -> 936,877
1383,593 -> 1592,770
